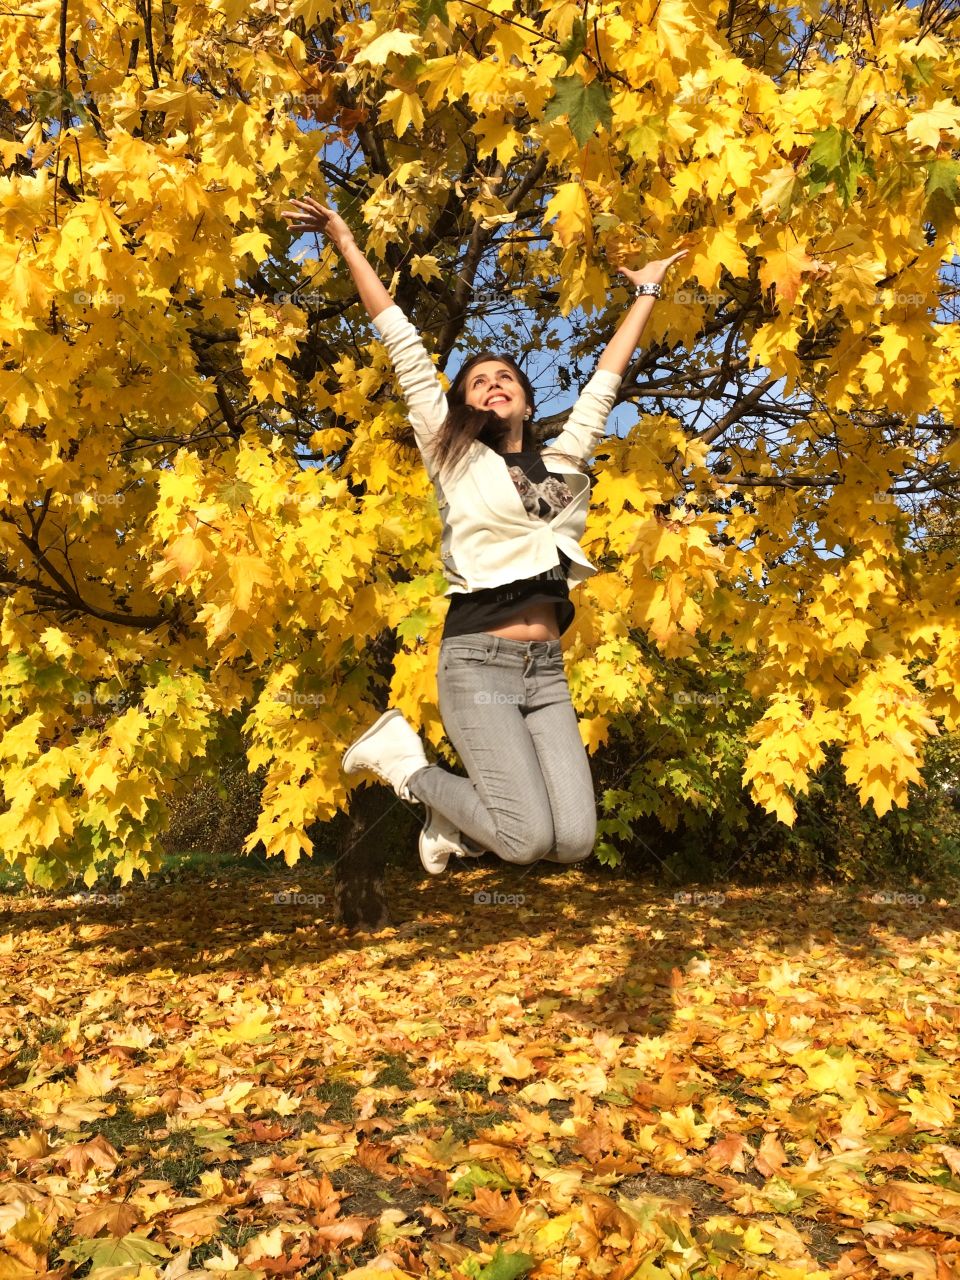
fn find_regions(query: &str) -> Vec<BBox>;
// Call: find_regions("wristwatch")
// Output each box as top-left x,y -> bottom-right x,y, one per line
634,282 -> 661,298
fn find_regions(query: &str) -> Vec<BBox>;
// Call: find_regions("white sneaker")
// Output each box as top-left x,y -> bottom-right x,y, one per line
418,806 -> 487,875
341,709 -> 429,801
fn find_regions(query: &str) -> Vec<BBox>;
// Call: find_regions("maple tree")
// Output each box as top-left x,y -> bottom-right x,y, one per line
0,0 -> 959,919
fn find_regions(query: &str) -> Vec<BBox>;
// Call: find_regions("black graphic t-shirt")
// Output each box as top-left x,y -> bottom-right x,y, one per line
503,452 -> 575,520
441,449 -> 577,640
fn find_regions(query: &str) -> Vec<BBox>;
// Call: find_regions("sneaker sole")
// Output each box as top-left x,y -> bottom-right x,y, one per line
419,804 -> 452,875
341,709 -> 403,777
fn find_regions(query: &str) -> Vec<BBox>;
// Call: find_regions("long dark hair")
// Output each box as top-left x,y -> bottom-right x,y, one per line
390,349 -> 588,479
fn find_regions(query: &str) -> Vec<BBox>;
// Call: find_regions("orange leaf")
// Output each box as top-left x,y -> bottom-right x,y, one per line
706,1132 -> 749,1172
73,1201 -> 143,1238
467,1187 -> 523,1231
753,1131 -> 789,1177
55,1135 -> 120,1175
164,1202 -> 225,1240
311,1216 -> 375,1252
287,1173 -> 343,1211
260,1250 -> 315,1276
357,1140 -> 398,1179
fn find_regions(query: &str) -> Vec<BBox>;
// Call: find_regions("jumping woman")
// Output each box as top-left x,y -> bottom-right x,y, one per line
281,194 -> 687,876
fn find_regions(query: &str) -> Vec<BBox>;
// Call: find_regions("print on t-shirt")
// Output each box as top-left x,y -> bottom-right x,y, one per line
506,466 -> 574,520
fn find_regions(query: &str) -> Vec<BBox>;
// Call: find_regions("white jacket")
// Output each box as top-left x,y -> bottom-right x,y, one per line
371,304 -> 623,597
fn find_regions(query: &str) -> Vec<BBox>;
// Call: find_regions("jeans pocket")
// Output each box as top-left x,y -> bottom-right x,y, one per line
443,646 -> 492,666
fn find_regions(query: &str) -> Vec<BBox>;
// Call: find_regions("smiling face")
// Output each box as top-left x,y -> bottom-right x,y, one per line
463,360 -> 530,420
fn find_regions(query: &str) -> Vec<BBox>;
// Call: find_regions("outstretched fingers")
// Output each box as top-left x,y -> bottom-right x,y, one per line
281,196 -> 331,225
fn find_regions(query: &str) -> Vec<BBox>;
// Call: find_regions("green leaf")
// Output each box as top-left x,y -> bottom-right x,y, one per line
623,116 -> 667,163
191,1123 -> 234,1151
59,1235 -> 173,1266
593,839 -> 622,867
451,1162 -> 513,1195
543,75 -> 612,147
2,654 -> 34,689
217,478 -> 254,510
415,0 -> 448,29
904,53 -> 936,93
558,17 -> 587,68
803,126 -> 873,208
396,608 -> 434,643
923,158 -> 960,233
806,125 -> 843,181
477,1245 -> 536,1280
875,159 -> 920,205
924,159 -> 960,200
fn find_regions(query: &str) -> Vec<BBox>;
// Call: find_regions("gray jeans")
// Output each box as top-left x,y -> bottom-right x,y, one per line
405,632 -> 597,865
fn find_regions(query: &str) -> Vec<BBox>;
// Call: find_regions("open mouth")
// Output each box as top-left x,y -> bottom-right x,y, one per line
486,396 -> 510,407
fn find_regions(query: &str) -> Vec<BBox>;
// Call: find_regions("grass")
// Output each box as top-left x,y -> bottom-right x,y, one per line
372,1053 -> 416,1090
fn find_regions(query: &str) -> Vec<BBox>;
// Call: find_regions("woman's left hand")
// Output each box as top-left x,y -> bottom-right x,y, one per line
615,248 -> 689,290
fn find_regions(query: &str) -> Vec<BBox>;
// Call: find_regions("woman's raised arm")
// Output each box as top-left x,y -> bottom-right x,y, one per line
280,195 -> 448,471
281,195 -> 394,323
545,247 -> 690,465
595,248 -> 690,378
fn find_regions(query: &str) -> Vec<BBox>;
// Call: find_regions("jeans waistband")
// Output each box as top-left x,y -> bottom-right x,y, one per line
441,631 -> 561,658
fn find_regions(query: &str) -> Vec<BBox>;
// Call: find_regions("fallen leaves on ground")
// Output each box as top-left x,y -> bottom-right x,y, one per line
0,865 -> 959,1280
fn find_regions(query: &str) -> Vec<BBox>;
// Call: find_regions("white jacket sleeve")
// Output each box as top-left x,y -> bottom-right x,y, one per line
545,368 -> 623,465
371,304 -> 447,478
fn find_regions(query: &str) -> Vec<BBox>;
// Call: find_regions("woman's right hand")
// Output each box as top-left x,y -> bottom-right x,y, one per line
280,195 -> 356,252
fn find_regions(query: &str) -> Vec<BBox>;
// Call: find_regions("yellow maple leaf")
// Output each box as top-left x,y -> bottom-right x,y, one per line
656,0 -> 696,61
659,1103 -> 714,1145
378,89 -> 425,138
542,181 -> 592,247
232,229 -> 273,264
352,29 -> 421,65
210,1004 -> 277,1048
788,1048 -> 863,1098
759,238 -> 827,306
229,553 -> 275,613
904,99 -> 960,149
409,254 -> 442,283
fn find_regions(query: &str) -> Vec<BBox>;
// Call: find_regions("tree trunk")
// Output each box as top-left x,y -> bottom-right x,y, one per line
331,628 -> 419,931
332,780 -> 395,931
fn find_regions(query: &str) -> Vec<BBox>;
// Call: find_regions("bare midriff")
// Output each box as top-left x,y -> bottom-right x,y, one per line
483,601 -> 560,642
